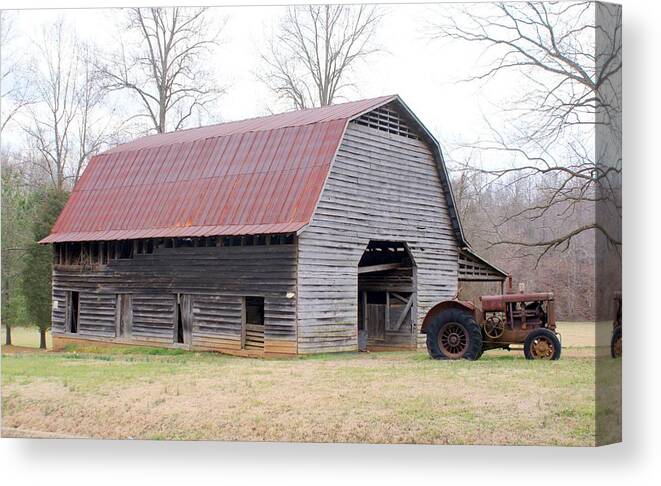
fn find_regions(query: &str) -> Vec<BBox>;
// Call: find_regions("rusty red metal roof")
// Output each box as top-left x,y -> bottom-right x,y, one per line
41,95 -> 397,244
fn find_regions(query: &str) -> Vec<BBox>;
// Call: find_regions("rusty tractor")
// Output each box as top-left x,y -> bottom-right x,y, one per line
422,279 -> 561,360
611,291 -> 622,358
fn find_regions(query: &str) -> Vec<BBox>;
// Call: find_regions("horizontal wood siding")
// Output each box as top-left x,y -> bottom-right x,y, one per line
297,121 -> 459,353
79,293 -> 117,338
132,294 -> 175,343
192,294 -> 243,351
359,267 -> 414,293
51,244 -> 297,355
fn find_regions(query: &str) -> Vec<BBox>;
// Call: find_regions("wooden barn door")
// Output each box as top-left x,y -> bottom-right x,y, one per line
385,292 -> 415,332
362,291 -> 415,344
365,292 -> 386,342
116,294 -> 133,339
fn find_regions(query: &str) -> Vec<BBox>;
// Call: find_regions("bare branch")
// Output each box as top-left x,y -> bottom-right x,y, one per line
97,7 -> 225,133
259,4 -> 381,109
430,2 -> 621,260
16,19 -> 115,190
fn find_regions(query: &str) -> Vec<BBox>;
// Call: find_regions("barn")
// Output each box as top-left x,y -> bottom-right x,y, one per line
41,95 -> 506,356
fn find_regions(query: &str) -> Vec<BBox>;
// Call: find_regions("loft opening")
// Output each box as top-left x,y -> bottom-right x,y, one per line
52,233 -> 296,267
353,103 -> 420,140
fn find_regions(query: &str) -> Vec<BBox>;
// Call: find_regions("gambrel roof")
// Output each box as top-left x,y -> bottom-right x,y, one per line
41,95 -> 467,247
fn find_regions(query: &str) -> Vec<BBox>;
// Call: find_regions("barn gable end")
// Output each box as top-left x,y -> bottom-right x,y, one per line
296,101 -> 462,353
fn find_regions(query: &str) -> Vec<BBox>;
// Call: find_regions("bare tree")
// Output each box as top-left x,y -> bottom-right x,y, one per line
430,2 -> 621,261
99,7 -> 223,134
453,171 -> 597,320
20,20 -> 113,190
0,11 -> 34,136
261,4 -> 381,109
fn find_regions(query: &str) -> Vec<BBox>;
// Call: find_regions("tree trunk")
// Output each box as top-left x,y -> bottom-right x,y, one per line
39,328 -> 47,349
5,326 -> 11,346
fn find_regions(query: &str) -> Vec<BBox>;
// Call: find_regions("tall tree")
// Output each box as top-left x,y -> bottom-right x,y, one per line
1,162 -> 38,345
22,189 -> 69,349
261,4 -> 381,109
430,2 -> 621,261
99,7 -> 223,133
20,19 -> 112,190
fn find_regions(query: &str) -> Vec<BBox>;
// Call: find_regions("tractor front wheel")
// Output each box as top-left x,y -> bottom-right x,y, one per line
523,328 -> 561,360
611,326 -> 622,358
426,308 -> 483,360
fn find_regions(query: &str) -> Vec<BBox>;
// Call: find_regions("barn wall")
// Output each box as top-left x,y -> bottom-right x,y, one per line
297,121 -> 459,353
51,243 -> 297,355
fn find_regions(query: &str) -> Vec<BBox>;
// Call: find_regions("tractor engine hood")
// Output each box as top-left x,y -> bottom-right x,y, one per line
480,292 -> 554,312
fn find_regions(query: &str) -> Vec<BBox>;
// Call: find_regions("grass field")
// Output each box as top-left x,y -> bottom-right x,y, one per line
1,326 -> 53,349
1,322 -> 621,445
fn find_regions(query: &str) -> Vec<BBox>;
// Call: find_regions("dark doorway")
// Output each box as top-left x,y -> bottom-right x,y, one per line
67,291 -> 79,334
176,301 -> 185,343
174,294 -> 193,346
357,241 -> 416,350
243,296 -> 265,350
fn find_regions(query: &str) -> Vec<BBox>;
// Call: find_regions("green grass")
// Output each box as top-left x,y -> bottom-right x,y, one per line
1,321 -> 620,445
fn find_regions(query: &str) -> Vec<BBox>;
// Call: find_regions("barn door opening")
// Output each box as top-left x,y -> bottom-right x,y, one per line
66,291 -> 79,334
357,241 -> 416,350
174,294 -> 193,347
243,296 -> 265,351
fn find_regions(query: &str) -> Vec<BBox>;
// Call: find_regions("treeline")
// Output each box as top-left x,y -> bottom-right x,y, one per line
453,170 -> 597,321
1,162 -> 68,345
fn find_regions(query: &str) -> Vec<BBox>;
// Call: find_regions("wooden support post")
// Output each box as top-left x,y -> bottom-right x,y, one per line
385,292 -> 390,332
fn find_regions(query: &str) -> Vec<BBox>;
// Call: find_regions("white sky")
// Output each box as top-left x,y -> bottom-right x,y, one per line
1,1 -> 547,168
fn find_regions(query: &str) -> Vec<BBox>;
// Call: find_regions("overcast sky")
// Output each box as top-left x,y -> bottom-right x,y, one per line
1,2 -> 554,168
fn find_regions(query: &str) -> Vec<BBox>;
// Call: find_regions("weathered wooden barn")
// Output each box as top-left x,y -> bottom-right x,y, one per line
41,95 -> 505,356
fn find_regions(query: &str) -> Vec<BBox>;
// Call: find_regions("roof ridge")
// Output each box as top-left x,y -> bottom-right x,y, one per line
105,94 -> 398,154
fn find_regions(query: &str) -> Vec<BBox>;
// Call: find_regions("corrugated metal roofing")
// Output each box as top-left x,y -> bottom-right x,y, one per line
40,95 -> 397,244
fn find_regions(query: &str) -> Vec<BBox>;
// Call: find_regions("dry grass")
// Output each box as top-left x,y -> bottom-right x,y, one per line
1,322 -> 621,446
1,326 -> 52,349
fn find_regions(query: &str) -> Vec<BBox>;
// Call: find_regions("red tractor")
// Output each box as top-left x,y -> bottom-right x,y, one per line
422,278 -> 561,360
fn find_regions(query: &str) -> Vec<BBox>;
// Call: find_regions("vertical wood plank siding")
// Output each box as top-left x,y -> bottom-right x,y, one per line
297,121 -> 459,353
51,244 -> 297,355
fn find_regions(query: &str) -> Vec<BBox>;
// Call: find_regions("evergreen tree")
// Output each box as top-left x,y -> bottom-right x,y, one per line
1,166 -> 37,345
22,189 -> 68,348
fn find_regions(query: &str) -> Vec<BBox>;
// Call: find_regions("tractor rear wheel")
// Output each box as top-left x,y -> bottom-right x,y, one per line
426,308 -> 482,360
523,328 -> 561,360
611,326 -> 622,358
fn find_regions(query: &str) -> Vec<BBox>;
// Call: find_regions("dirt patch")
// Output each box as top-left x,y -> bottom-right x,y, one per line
2,345 -> 48,354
